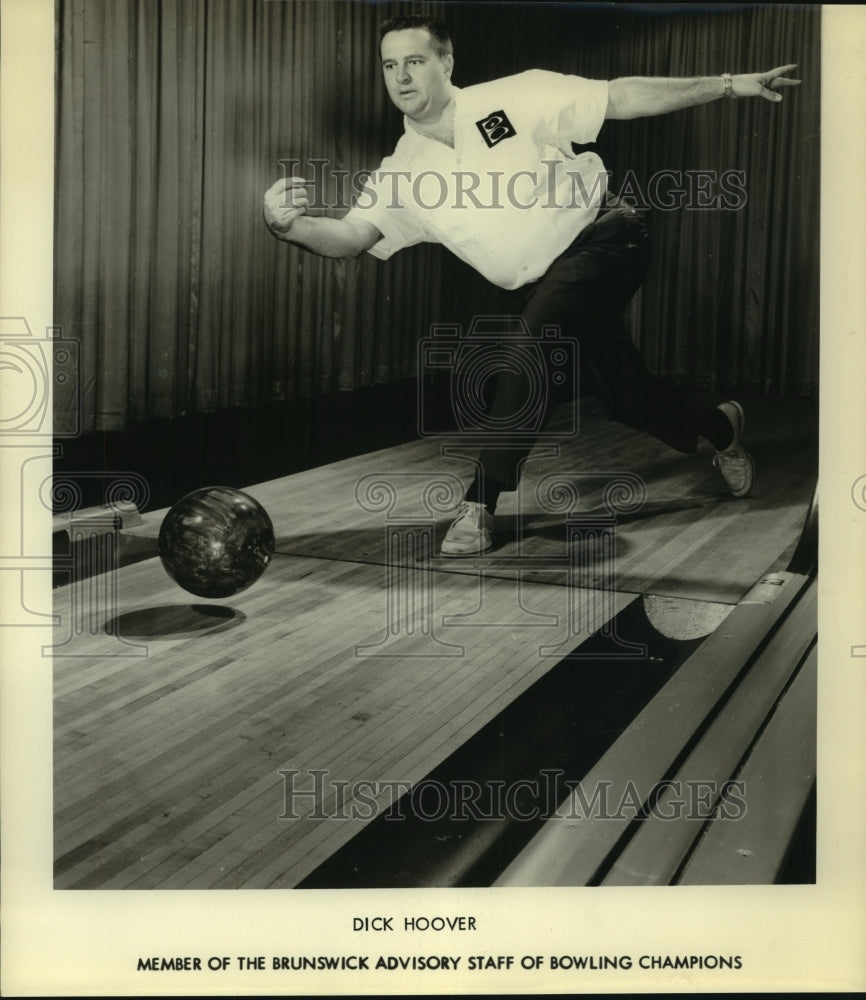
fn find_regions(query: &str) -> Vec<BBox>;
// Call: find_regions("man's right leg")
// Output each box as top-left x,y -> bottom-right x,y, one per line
584,331 -> 756,496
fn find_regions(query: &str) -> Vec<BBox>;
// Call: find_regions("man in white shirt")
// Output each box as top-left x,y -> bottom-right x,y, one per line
264,15 -> 799,555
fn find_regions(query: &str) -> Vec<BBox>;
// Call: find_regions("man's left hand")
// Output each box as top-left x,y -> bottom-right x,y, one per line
733,65 -> 801,102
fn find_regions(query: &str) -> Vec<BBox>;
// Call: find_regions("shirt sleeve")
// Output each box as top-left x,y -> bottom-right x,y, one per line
344,151 -> 429,260
522,69 -> 610,154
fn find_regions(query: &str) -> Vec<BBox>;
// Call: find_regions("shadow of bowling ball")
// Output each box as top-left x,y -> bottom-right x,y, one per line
157,486 -> 275,598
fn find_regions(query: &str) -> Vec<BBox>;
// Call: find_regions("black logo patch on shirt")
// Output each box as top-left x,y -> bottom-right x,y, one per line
475,110 -> 517,148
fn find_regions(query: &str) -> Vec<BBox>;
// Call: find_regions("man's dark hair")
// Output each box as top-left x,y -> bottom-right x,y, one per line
379,15 -> 453,59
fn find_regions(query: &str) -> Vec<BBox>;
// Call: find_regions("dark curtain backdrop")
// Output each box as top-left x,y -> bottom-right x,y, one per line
54,1 -> 820,435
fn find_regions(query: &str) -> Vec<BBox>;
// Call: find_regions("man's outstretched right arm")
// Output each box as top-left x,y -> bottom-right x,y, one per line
263,176 -> 382,258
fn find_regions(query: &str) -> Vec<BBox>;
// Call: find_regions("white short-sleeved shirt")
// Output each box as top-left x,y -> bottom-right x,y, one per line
345,69 -> 610,290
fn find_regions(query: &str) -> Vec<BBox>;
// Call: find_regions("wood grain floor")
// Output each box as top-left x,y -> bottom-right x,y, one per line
53,393 -> 817,888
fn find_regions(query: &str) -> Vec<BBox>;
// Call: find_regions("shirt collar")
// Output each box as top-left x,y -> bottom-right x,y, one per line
400,87 -> 461,155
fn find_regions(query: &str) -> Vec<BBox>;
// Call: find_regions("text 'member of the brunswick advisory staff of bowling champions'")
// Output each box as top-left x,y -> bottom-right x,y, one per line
262,15 -> 800,555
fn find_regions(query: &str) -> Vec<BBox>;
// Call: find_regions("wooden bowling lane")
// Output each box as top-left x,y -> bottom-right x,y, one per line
53,546 -> 635,889
123,395 -> 818,605
243,394 -> 818,603
54,392 -> 817,889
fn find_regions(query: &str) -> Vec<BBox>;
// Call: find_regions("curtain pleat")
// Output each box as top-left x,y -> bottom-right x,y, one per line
54,1 -> 819,434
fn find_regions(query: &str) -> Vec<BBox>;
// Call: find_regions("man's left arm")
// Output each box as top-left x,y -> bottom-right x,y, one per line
605,65 -> 800,119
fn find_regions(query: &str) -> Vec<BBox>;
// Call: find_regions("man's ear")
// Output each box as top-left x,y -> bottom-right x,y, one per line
443,53 -> 454,77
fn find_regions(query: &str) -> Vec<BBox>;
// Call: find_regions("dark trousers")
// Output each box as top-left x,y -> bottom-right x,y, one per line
476,206 -> 730,497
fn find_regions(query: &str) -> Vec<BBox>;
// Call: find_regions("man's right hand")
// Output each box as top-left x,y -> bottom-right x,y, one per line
261,177 -> 382,258
263,176 -> 309,236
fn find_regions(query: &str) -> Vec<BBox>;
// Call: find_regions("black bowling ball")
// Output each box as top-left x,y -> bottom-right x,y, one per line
157,486 -> 275,598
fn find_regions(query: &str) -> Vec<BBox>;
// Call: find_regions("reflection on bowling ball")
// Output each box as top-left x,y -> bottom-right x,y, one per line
157,486 -> 275,598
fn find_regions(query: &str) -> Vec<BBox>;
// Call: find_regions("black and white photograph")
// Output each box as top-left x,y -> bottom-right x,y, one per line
1,0 -> 864,995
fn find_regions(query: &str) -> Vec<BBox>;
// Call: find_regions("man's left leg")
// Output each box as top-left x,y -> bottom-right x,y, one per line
442,205 -> 651,556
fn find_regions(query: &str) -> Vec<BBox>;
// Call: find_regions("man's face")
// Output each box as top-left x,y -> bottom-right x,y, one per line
380,28 -> 453,122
